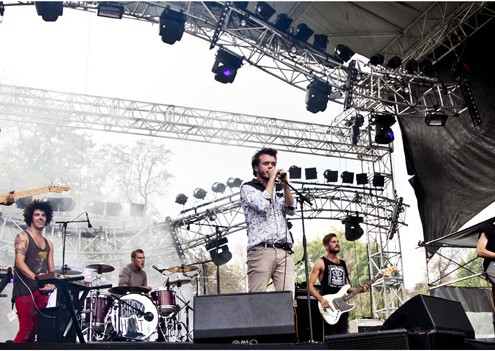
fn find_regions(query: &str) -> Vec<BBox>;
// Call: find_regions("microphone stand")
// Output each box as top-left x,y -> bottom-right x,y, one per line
285,181 -> 316,343
188,259 -> 212,295
55,216 -> 89,275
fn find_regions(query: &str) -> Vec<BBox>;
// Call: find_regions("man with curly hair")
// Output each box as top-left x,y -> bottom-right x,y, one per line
12,199 -> 55,343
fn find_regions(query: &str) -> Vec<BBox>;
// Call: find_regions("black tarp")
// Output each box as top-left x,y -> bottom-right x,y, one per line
398,18 -> 495,249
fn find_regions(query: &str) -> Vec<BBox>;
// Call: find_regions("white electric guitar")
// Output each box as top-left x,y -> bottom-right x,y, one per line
0,185 -> 70,204
318,266 -> 397,325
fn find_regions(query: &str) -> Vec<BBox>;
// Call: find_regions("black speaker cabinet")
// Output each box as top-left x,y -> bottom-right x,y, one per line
295,295 -> 324,342
382,294 -> 475,339
36,307 -> 76,343
325,329 -> 409,349
193,291 -> 296,344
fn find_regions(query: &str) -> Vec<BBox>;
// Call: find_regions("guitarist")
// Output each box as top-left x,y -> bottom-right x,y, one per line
477,219 -> 495,332
308,233 -> 366,335
12,200 -> 56,343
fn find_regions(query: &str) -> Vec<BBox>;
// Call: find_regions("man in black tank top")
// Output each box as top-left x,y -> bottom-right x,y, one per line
12,200 -> 55,343
477,220 -> 495,334
308,233 -> 366,335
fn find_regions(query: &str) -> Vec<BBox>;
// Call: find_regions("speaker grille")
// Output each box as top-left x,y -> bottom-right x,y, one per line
326,329 -> 409,349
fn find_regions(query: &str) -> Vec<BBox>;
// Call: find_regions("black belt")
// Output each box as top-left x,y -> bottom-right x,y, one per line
255,242 -> 293,251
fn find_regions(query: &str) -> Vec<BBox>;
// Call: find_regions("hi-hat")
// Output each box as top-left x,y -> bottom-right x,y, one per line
55,265 -> 82,275
166,265 -> 198,273
108,285 -> 150,295
86,263 -> 115,274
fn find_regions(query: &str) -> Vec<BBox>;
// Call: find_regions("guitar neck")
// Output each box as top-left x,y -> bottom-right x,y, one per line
13,187 -> 53,200
343,273 -> 383,302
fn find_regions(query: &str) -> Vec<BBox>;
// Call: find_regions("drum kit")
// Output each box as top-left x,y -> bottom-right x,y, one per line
77,262 -> 198,343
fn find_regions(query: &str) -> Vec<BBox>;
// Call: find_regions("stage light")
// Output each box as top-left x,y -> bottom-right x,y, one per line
372,174 -> 385,187
294,23 -> 314,42
425,113 -> 448,126
350,114 -> 364,145
159,7 -> 186,45
369,54 -> 384,66
97,2 -> 124,19
323,170 -> 338,182
226,177 -> 242,188
419,59 -> 435,76
255,2 -> 275,21
405,59 -> 418,74
0,2 -> 5,17
106,202 -> 123,216
335,44 -> 354,62
305,79 -> 332,113
313,34 -> 328,52
372,112 -> 396,144
211,182 -> 226,193
387,56 -> 402,69
341,171 -> 354,184
35,1 -> 63,22
193,188 -> 207,200
356,173 -> 368,185
274,13 -> 293,32
305,167 -> 317,180
212,48 -> 243,84
206,209 -> 217,221
175,193 -> 188,205
47,197 -> 75,212
205,237 -> 232,266
343,215 -> 364,241
288,166 -> 301,179
130,203 -> 145,217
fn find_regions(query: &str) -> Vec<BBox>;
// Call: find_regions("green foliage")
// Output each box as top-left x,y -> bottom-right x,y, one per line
453,249 -> 486,287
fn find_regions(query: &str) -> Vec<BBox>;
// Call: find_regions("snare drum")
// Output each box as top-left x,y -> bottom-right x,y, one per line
111,293 -> 158,341
151,288 -> 178,315
85,294 -> 113,329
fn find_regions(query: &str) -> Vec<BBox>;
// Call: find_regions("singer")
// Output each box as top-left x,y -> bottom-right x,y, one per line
117,249 -> 152,293
240,147 -> 296,304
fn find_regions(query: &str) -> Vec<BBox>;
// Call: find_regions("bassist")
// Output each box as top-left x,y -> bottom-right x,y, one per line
308,233 -> 366,335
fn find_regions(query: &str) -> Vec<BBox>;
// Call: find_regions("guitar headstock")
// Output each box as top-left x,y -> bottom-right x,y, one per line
380,266 -> 398,277
48,185 -> 71,193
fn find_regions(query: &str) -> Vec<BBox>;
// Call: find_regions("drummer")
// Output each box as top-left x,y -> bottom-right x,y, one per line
118,249 -> 152,293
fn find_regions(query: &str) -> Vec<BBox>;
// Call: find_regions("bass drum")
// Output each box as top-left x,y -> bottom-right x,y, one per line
110,294 -> 158,341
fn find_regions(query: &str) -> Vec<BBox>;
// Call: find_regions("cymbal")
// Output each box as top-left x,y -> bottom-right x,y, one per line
169,278 -> 191,285
166,265 -> 198,273
55,266 -> 82,275
86,263 -> 115,274
108,285 -> 150,295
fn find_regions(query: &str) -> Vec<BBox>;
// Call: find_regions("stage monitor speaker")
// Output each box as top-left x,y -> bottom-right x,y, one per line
37,307 -> 76,343
194,291 -> 296,344
382,294 -> 475,339
326,329 -> 409,349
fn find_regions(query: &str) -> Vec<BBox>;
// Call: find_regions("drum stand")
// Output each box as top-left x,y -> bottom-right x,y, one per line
174,294 -> 193,342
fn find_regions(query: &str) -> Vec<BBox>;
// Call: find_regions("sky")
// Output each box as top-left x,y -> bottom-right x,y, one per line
1,3 -> 492,292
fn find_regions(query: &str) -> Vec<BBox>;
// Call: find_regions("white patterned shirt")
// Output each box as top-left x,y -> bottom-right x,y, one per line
240,179 -> 296,250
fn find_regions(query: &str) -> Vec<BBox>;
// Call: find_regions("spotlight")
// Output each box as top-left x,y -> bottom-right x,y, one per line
341,171 -> 354,184
106,202 -> 123,216
305,79 -> 332,113
288,166 -> 301,179
205,237 -> 232,266
226,177 -> 242,188
313,34 -> 328,52
323,170 -> 338,182
372,112 -> 396,144
193,188 -> 207,200
47,197 -> 75,212
255,2 -> 275,22
342,215 -> 364,241
206,209 -> 217,221
130,203 -> 145,217
274,13 -> 293,32
372,174 -> 385,187
405,59 -> 418,74
35,2 -> 63,22
159,7 -> 186,45
335,44 -> 354,62
419,59 -> 435,76
425,113 -> 448,126
212,48 -> 243,84
211,182 -> 226,193
387,56 -> 402,69
294,23 -> 314,42
369,54 -> 384,66
356,173 -> 368,185
0,2 -> 5,17
350,114 -> 364,145
97,2 -> 124,19
175,193 -> 188,205
305,167 -> 317,180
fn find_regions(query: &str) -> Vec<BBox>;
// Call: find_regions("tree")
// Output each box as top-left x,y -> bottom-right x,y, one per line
453,249 -> 486,287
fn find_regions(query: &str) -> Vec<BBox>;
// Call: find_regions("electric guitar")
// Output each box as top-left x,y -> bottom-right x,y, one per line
0,185 -> 70,204
485,261 -> 495,285
318,266 -> 397,325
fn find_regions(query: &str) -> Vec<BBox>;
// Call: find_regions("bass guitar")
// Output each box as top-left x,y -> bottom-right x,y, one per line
0,185 -> 70,204
318,266 -> 397,325
485,261 -> 495,285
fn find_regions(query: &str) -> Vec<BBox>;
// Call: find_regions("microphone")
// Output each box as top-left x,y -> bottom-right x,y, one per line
143,311 -> 154,322
152,264 -> 165,273
85,212 -> 93,229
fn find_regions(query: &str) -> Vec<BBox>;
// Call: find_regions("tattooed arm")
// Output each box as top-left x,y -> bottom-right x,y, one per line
14,231 -> 36,280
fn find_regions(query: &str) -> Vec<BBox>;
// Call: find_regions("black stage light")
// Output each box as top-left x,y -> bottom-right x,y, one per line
288,166 -> 302,179
106,202 -> 123,216
212,48 -> 243,84
425,113 -> 448,126
387,56 -> 402,69
341,171 -> 354,184
274,13 -> 293,32
130,203 -> 145,217
159,7 -> 186,45
372,112 -> 396,144
35,1 -> 63,22
420,59 -> 435,76
335,44 -> 354,62
356,173 -> 368,185
372,174 -> 385,187
97,2 -> 124,19
226,177 -> 242,188
175,193 -> 188,205
405,59 -> 418,74
205,237 -> 232,266
47,197 -> 75,212
255,2 -> 275,22
193,188 -> 207,200
305,167 -> 317,180
313,34 -> 328,52
323,170 -> 338,182
369,54 -> 384,66
343,215 -> 364,241
294,23 -> 314,42
211,182 -> 226,193
305,79 -> 332,113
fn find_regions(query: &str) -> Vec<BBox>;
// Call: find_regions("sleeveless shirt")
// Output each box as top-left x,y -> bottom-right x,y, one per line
320,256 -> 349,295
